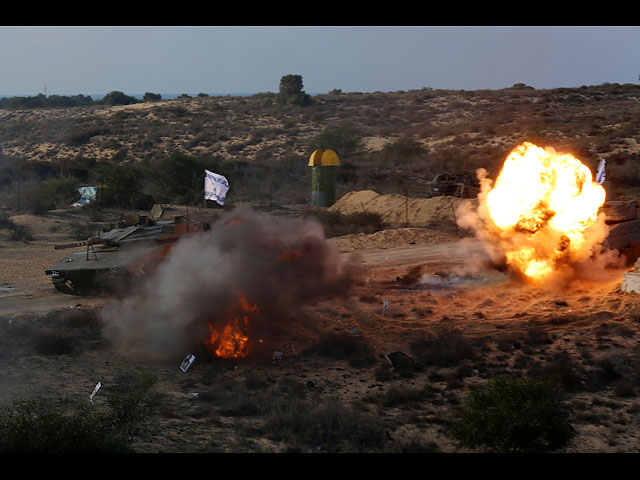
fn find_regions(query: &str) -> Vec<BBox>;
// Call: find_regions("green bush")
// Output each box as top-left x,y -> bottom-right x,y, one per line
38,176 -> 81,208
276,74 -> 312,107
307,122 -> 363,159
0,373 -> 160,452
107,372 -> 161,440
1,213 -> 33,240
6,223 -> 34,242
92,163 -> 143,208
102,91 -> 138,106
0,397 -> 130,453
380,137 -> 426,163
452,376 -> 575,453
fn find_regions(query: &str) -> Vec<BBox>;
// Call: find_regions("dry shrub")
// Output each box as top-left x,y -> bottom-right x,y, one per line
263,396 -> 386,453
367,382 -> 437,409
528,353 -> 584,393
33,331 -> 74,355
303,332 -> 376,368
410,326 -> 480,367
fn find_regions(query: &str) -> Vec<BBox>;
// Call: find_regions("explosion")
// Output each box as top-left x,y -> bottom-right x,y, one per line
101,208 -> 354,359
458,142 -> 608,281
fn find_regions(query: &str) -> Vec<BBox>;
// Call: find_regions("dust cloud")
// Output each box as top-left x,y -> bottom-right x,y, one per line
101,208 -> 354,359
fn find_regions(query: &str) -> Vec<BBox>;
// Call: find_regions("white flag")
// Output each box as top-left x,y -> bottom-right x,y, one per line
596,159 -> 606,185
204,169 -> 229,205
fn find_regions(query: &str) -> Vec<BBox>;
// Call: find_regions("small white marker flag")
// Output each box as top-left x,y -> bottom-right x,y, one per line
596,158 -> 606,185
204,169 -> 229,205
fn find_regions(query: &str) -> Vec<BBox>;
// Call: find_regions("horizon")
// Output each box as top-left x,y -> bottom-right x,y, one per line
0,26 -> 638,97
1,79 -> 636,102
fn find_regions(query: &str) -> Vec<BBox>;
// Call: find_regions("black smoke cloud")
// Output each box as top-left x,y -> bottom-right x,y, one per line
101,207 -> 354,358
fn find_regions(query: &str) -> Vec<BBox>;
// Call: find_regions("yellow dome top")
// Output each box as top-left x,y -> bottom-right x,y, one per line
308,149 -> 340,166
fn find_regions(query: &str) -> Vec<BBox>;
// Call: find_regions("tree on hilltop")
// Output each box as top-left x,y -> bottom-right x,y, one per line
277,74 -> 312,107
102,91 -> 139,106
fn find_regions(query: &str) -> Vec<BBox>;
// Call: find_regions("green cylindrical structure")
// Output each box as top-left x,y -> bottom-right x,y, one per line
308,149 -> 340,207
311,166 -> 337,207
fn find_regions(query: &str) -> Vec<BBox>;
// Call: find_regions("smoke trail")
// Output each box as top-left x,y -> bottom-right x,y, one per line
101,207 -> 354,358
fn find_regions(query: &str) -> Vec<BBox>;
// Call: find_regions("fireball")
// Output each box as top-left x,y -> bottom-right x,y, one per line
205,293 -> 258,358
482,142 -> 606,280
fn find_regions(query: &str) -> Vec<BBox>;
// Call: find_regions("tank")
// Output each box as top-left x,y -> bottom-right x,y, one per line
600,200 -> 640,263
45,213 -> 207,295
426,173 -> 480,199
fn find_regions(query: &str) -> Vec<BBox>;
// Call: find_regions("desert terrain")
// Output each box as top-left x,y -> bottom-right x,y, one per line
1,194 -> 640,453
2,84 -> 640,453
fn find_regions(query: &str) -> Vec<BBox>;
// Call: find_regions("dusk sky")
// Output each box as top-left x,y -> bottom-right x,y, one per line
1,26 -> 638,97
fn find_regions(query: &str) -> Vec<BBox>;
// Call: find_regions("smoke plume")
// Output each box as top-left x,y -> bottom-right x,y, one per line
101,207 -> 354,358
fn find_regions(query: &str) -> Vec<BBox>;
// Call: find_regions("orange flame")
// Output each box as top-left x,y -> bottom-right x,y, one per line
482,142 -> 606,280
205,293 -> 258,358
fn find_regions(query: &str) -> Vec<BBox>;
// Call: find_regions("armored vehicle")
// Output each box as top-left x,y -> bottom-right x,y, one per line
426,173 -> 480,199
601,200 -> 640,263
45,213 -> 206,295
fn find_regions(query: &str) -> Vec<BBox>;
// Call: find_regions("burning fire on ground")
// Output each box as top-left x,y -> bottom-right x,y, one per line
457,141 -> 611,282
204,293 -> 258,359
102,208 -> 354,360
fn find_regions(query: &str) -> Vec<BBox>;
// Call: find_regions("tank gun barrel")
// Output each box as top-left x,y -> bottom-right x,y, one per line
54,237 -> 107,250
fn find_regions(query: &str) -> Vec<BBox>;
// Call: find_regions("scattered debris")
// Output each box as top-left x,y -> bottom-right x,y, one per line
71,186 -> 97,207
180,354 -> 196,372
384,351 -> 415,371
272,344 -> 298,364
89,382 -> 101,403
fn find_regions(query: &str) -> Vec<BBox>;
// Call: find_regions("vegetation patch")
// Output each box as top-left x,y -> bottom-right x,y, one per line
0,373 -> 159,453
303,331 -> 377,367
410,326 -> 482,367
452,375 -> 576,453
263,396 -> 386,452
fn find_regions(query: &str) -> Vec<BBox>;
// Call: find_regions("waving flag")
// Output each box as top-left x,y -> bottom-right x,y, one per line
204,170 -> 229,205
596,159 -> 606,185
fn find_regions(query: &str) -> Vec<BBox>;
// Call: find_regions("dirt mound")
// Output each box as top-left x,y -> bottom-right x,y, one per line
332,227 -> 461,252
329,190 -> 477,228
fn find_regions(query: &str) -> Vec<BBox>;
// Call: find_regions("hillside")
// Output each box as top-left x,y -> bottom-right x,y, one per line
3,85 -> 640,453
1,83 -> 640,211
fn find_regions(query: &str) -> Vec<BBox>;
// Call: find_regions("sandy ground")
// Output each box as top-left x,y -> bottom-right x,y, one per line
2,208 -> 640,452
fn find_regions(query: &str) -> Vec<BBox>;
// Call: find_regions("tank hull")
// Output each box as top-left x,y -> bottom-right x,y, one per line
45,215 -> 204,295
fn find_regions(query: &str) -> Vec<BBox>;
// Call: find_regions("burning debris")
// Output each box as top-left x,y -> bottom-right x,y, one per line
101,207 -> 354,360
456,141 -> 620,284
